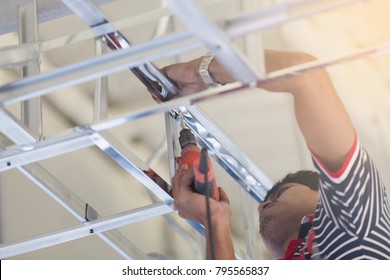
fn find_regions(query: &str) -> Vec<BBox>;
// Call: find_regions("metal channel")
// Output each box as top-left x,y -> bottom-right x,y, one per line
61,0 -> 180,100
0,0 -> 377,201
29,0 -> 222,54
0,0 -> 369,70
0,109 -> 147,259
179,106 -> 273,203
0,43 -> 40,69
93,38 -> 109,122
0,124 -> 204,259
0,202 -> 172,259
92,131 -> 209,236
0,0 -> 386,258
3,32 -> 390,191
18,164 -> 148,259
166,0 -> 272,201
0,83 -> 267,205
0,31 -> 197,106
90,132 -> 209,254
91,80 -> 272,204
0,127 -> 96,172
92,131 -> 174,206
59,0 -> 272,203
0,109 -> 37,144
165,0 -> 272,199
172,0 -> 279,255
18,1 -> 42,139
0,0 -> 377,105
2,27 -> 388,193
0,0 -> 118,35
166,0 -> 260,85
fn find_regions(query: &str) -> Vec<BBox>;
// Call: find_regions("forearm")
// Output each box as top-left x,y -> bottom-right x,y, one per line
204,216 -> 235,260
166,50 -> 355,171
291,68 -> 355,171
265,50 -> 355,170
171,172 -> 234,259
211,50 -> 355,170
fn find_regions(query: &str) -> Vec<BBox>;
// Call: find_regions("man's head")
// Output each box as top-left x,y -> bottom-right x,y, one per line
258,170 -> 320,258
264,170 -> 319,202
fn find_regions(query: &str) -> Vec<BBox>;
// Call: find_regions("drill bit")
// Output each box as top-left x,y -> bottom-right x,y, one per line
179,112 -> 186,129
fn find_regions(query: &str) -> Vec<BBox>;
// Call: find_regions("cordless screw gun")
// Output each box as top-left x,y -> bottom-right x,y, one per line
176,125 -> 219,201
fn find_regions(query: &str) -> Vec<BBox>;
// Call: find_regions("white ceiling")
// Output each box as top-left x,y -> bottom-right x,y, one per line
0,0 -> 389,259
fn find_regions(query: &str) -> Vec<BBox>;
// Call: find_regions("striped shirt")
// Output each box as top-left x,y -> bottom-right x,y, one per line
285,136 -> 390,259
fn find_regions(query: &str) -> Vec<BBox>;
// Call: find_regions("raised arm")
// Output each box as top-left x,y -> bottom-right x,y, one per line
263,50 -> 355,171
164,50 -> 355,171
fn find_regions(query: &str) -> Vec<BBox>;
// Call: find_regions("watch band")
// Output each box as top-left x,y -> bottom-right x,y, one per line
198,54 -> 220,87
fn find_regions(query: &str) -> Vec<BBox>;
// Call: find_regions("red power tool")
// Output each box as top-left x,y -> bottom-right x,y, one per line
176,122 -> 219,201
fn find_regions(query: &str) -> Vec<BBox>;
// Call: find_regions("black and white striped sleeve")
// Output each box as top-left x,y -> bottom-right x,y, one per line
311,136 -> 390,259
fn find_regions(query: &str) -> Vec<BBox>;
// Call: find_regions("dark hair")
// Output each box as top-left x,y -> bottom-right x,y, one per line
264,170 -> 319,202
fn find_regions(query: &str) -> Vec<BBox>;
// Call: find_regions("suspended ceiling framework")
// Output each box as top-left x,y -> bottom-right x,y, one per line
0,0 -> 389,260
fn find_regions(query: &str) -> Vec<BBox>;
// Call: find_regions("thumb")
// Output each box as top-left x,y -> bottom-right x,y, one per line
218,187 -> 230,204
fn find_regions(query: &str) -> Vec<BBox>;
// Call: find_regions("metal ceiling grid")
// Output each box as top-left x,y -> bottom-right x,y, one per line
0,0 -> 389,259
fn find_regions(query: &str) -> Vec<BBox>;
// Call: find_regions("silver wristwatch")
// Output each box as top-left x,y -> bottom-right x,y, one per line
198,54 -> 220,87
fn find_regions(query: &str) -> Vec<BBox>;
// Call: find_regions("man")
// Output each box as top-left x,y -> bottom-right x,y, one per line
164,50 -> 390,259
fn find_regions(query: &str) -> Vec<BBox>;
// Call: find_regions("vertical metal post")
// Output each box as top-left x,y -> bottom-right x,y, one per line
19,0 -> 42,139
165,112 -> 179,183
94,37 -> 109,122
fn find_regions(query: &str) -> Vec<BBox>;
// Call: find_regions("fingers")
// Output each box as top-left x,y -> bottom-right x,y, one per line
172,168 -> 204,222
171,168 -> 195,199
162,59 -> 208,98
172,171 -> 232,223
